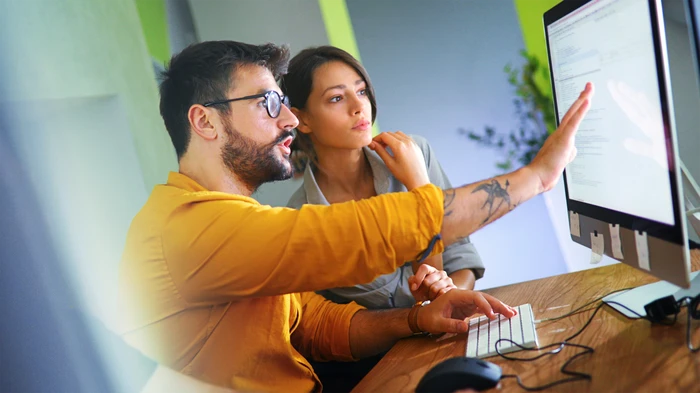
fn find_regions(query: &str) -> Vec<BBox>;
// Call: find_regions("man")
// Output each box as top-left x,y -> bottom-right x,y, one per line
118,40 -> 592,393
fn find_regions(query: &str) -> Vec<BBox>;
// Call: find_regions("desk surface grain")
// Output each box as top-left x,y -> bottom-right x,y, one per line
352,251 -> 700,393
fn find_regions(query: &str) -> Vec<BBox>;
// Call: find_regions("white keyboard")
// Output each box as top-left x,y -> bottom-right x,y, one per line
465,303 -> 539,359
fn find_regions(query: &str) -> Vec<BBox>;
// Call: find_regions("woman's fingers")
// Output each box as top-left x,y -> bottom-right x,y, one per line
410,264 -> 435,291
372,132 -> 401,151
427,271 -> 452,299
369,140 -> 393,165
421,271 -> 443,288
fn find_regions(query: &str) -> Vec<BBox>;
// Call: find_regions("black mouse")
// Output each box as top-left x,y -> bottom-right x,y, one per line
415,356 -> 502,393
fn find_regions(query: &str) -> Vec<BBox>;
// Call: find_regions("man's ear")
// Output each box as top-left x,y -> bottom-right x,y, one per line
291,107 -> 311,135
188,104 -> 218,141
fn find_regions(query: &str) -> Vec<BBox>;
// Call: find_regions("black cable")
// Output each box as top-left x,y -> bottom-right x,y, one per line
563,302 -> 606,342
494,303 -> 604,391
605,296 -> 700,351
689,239 -> 700,250
495,340 -> 565,362
537,287 -> 636,323
500,343 -> 593,392
494,289 -> 700,391
602,300 -> 678,326
495,288 -> 677,392
678,296 -> 695,305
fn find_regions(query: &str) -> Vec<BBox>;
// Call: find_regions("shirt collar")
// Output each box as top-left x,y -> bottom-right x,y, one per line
167,171 -> 208,192
363,146 -> 392,195
302,165 -> 330,206
166,171 -> 260,204
302,147 -> 393,205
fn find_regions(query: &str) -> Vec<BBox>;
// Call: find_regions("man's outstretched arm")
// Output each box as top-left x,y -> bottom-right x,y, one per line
370,82 -> 593,247
442,83 -> 592,244
159,84 -> 592,305
438,165 -> 541,246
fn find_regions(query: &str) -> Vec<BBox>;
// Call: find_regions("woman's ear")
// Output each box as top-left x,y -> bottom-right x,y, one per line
291,107 -> 312,135
188,104 -> 218,141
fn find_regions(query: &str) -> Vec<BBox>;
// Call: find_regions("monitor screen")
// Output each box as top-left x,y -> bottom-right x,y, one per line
547,0 -> 675,226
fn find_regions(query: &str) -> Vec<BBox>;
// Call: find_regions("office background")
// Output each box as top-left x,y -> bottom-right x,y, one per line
1,0 -> 699,327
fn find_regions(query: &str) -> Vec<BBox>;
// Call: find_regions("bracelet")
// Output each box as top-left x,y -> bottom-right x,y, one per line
408,300 -> 430,336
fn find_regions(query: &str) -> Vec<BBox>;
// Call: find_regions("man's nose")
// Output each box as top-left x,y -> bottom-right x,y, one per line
278,104 -> 299,130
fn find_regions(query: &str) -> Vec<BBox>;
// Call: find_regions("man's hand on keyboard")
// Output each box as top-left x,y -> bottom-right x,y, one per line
408,264 -> 457,302
417,289 -> 517,335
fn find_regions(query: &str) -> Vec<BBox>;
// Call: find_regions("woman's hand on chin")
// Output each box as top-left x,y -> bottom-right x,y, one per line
368,131 -> 430,190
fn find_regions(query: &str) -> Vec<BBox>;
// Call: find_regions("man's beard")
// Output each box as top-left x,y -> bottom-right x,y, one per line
220,119 -> 294,193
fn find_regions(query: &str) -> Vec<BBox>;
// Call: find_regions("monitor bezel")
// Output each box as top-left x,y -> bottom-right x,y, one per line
543,0 -> 685,246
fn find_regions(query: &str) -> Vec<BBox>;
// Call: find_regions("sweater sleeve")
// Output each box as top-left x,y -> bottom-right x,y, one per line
161,184 -> 445,304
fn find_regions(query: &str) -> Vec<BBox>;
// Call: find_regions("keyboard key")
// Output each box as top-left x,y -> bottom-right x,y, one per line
520,304 -> 539,350
465,303 -> 539,359
496,315 -> 512,352
476,316 -> 490,357
510,307 -> 523,344
466,318 -> 479,357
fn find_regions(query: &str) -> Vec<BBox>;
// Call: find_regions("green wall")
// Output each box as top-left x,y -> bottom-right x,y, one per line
514,0 -> 561,95
318,0 -> 380,136
318,0 -> 362,61
135,0 -> 170,65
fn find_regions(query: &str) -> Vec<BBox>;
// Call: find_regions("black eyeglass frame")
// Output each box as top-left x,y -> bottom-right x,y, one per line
202,90 -> 290,119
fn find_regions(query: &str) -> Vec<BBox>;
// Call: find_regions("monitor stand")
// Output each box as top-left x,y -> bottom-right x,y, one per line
603,271 -> 700,318
603,160 -> 700,318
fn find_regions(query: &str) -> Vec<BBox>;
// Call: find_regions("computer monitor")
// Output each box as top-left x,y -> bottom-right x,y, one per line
543,0 -> 695,290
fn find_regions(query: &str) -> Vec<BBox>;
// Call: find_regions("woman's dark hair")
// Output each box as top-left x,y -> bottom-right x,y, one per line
281,46 -> 377,170
159,41 -> 290,160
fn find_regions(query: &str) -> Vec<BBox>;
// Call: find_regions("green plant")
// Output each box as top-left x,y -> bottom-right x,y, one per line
459,50 -> 556,172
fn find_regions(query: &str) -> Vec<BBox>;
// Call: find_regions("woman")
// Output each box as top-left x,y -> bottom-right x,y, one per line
283,46 -> 485,309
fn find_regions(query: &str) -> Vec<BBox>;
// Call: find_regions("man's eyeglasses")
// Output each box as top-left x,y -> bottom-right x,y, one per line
203,90 -> 291,119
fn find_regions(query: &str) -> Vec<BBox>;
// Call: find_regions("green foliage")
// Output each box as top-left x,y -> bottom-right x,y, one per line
459,50 -> 556,172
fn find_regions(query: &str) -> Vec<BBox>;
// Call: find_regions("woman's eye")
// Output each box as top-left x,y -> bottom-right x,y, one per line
358,89 -> 368,96
330,96 -> 342,103
258,99 -> 267,107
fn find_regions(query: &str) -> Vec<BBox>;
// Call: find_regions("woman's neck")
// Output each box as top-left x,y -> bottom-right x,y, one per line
313,145 -> 376,202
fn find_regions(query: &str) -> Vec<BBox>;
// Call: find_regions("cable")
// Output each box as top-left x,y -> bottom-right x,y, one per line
494,303 -> 603,391
606,296 -> 698,351
602,300 -> 678,326
499,342 -> 592,391
563,296 -> 694,349
494,290 -> 700,391
536,287 -> 636,323
689,239 -> 700,250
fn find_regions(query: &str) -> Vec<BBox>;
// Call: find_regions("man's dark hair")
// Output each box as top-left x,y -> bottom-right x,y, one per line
158,41 -> 290,160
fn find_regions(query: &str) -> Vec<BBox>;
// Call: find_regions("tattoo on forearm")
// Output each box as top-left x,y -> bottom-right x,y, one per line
471,179 -> 511,224
443,189 -> 456,216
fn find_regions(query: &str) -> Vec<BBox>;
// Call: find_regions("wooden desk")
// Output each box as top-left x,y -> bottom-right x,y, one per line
353,251 -> 700,393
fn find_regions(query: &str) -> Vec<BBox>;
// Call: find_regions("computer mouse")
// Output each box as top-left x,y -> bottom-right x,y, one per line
415,356 -> 502,393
